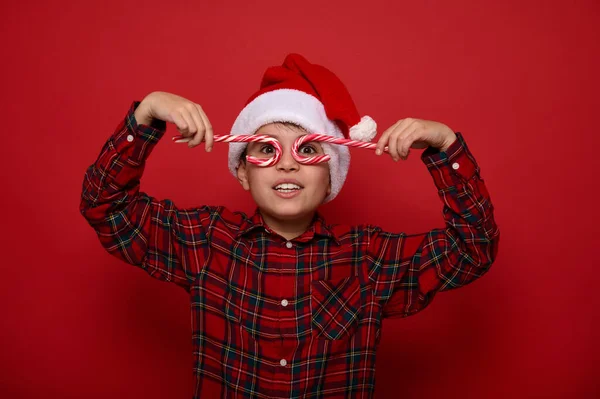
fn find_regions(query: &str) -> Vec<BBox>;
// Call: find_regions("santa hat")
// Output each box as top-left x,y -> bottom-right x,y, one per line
228,53 -> 376,203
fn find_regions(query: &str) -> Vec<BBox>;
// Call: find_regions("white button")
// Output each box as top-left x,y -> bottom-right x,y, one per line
281,299 -> 289,307
280,359 -> 287,367
452,162 -> 460,170
127,134 -> 134,142
285,241 -> 293,249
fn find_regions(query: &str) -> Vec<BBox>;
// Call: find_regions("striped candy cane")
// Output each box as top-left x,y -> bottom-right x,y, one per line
173,134 -> 282,167
172,133 -> 388,166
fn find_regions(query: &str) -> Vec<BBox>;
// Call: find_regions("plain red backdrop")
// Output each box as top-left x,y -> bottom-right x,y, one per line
1,0 -> 598,397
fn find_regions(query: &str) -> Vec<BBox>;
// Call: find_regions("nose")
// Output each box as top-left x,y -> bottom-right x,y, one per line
276,146 -> 299,172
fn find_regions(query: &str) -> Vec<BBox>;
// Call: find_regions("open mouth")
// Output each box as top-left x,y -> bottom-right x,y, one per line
273,183 -> 303,193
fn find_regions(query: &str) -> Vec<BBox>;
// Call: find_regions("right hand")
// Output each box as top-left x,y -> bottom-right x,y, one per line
134,91 -> 214,151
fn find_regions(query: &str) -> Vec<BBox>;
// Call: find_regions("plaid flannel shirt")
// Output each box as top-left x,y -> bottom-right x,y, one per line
80,101 -> 500,398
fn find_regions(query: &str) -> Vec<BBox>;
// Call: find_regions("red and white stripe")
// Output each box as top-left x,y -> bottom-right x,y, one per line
173,134 -> 282,167
172,133 -> 388,166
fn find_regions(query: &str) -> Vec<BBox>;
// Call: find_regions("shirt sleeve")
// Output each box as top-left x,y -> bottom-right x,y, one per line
79,101 -> 213,289
364,132 -> 501,318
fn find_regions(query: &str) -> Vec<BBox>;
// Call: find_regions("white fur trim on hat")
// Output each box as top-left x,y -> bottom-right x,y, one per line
228,89 -> 350,203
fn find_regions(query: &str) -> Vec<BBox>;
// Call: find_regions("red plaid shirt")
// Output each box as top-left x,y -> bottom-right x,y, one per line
80,101 -> 500,398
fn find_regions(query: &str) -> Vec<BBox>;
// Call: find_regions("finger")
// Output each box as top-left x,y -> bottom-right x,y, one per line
394,119 -> 419,160
171,111 -> 190,136
387,126 -> 400,161
376,120 -> 401,155
396,134 -> 408,161
398,120 -> 424,158
196,104 -> 214,152
388,119 -> 413,161
179,109 -> 200,148
400,127 -> 421,159
181,109 -> 197,136
186,105 -> 205,148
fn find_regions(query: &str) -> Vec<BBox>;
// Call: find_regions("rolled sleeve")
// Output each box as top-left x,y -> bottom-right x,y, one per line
111,101 -> 167,165
421,132 -> 479,188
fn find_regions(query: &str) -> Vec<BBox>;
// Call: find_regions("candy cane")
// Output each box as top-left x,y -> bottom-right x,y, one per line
172,133 -> 388,166
173,134 -> 282,167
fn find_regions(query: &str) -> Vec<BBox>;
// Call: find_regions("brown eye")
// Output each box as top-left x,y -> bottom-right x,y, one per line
299,144 -> 317,155
260,144 -> 275,154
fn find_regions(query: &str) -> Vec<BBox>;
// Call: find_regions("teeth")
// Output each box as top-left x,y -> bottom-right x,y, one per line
275,183 -> 301,191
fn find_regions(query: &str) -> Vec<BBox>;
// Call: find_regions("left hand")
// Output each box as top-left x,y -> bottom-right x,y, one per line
375,118 -> 457,161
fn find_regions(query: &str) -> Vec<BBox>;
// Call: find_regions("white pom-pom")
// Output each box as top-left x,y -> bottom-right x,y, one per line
349,116 -> 377,142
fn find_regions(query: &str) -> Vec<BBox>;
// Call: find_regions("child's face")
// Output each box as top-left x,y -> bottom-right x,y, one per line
236,123 -> 332,222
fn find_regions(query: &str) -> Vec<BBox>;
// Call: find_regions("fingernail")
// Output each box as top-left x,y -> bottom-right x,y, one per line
376,149 -> 382,155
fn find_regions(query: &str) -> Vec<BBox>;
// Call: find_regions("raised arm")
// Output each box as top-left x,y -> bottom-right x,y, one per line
366,120 -> 500,317
79,93 -> 216,289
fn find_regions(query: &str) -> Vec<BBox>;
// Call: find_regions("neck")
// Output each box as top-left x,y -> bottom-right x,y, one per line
260,210 -> 316,241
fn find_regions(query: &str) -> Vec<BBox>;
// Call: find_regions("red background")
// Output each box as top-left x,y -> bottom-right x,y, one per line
1,0 -> 598,397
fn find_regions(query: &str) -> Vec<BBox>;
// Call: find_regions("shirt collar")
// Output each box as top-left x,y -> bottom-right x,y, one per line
236,208 -> 340,245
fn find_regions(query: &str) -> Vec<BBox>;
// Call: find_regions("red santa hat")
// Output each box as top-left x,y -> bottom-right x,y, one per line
228,53 -> 376,202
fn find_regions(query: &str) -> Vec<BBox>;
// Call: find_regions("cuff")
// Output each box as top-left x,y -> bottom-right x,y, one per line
420,132 -> 480,188
111,101 -> 167,164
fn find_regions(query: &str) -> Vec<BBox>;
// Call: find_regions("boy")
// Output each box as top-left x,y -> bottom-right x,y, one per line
80,53 -> 500,398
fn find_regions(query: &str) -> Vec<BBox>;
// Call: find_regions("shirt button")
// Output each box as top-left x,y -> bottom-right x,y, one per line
126,134 -> 134,142
281,299 -> 289,307
285,241 -> 293,249
452,162 -> 460,170
280,359 -> 288,367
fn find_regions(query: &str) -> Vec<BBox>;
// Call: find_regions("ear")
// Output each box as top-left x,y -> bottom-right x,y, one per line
236,161 -> 251,191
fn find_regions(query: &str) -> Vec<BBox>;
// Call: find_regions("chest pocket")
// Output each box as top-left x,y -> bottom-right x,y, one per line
311,276 -> 361,340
